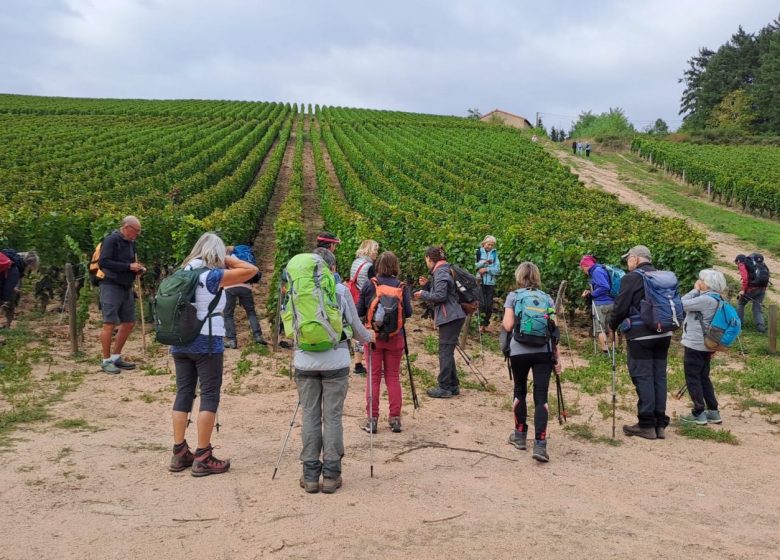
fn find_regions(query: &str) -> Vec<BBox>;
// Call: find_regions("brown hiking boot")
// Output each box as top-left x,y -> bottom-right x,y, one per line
300,476 -> 320,494
191,445 -> 230,477
622,423 -> 657,440
169,440 -> 194,472
321,476 -> 342,494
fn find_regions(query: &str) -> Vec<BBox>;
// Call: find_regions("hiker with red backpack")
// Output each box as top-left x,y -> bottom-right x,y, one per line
609,245 -> 682,440
413,246 -> 467,399
0,248 -> 40,329
357,251 -> 413,434
347,239 -> 378,375
167,232 -> 259,477
680,269 -> 737,426
735,253 -> 770,333
579,255 -> 616,355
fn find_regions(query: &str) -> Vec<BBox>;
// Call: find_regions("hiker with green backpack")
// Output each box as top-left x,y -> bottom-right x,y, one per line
161,232 -> 259,477
680,269 -> 740,426
501,262 -> 559,463
283,248 -> 374,494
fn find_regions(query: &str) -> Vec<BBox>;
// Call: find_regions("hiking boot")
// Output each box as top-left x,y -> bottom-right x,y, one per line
279,340 -> 292,349
450,387 -> 460,396
299,476 -> 319,494
389,416 -> 402,433
113,357 -> 136,370
101,361 -> 121,375
509,430 -> 527,450
532,440 -> 549,462
223,338 -> 237,349
253,334 -> 268,346
169,441 -> 194,472
426,387 -> 453,399
622,423 -> 657,440
680,411 -> 708,425
362,417 -> 378,434
655,426 -> 666,439
706,410 -> 722,424
354,363 -> 366,376
321,476 -> 342,494
191,445 -> 230,477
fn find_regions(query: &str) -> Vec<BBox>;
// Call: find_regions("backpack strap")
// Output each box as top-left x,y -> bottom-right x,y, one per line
352,261 -> 368,284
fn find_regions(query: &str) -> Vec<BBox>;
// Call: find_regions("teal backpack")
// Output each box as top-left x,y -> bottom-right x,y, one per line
698,293 -> 741,351
512,288 -> 554,347
153,267 -> 222,346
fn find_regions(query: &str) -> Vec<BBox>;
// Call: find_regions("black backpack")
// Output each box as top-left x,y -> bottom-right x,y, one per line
450,265 -> 482,314
746,253 -> 770,288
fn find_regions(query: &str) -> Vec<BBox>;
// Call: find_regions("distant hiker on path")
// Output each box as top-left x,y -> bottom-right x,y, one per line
168,232 -> 259,477
585,143 -> 591,158
576,141 -> 583,154
414,246 -> 466,399
475,235 -> 500,332
0,248 -> 39,329
571,140 -> 577,155
223,244 -> 266,348
735,253 -> 769,333
609,245 -> 673,440
98,216 -> 144,375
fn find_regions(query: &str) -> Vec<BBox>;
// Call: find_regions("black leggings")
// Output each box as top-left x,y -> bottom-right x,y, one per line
510,353 -> 553,440
173,352 -> 224,413
480,284 -> 495,326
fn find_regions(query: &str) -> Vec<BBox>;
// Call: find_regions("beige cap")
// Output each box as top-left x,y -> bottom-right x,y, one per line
621,245 -> 652,261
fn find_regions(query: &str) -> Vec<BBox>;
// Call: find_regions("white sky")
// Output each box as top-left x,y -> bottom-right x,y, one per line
1,0 -> 778,131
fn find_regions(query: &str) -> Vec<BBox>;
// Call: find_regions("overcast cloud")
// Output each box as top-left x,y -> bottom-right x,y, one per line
1,0 -> 778,131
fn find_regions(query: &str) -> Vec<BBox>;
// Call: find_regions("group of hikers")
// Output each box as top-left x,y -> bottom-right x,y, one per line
2,216 -> 773,493
572,141 -> 592,157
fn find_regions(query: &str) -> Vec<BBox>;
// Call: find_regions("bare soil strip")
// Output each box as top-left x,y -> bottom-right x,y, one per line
302,114 -> 325,248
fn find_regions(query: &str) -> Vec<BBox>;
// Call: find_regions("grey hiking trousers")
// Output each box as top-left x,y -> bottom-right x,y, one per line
295,367 -> 350,480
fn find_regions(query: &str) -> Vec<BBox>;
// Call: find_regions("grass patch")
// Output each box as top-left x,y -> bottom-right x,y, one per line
142,365 -> 170,376
241,343 -> 270,358
563,422 -> 621,446
675,420 -> 738,444
739,398 -> 780,416
423,335 -> 438,354
55,446 -> 73,461
139,393 -> 157,404
53,418 -> 99,432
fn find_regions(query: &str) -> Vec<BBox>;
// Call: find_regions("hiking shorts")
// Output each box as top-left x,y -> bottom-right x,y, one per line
592,303 -> 614,334
100,283 -> 135,324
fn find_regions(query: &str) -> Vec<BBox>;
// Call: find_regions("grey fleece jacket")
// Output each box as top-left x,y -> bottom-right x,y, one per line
681,289 -> 721,352
420,262 -> 466,327
294,283 -> 373,372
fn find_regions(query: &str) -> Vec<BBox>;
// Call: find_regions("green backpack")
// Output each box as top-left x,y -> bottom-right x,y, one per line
282,253 -> 344,352
153,267 -> 223,346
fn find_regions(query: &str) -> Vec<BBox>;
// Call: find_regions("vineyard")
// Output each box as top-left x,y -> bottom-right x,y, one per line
0,94 -> 713,298
631,138 -> 780,216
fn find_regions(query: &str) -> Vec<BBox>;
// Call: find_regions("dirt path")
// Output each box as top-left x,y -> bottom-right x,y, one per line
554,148 -> 780,306
3,307 -> 780,559
302,115 -> 324,248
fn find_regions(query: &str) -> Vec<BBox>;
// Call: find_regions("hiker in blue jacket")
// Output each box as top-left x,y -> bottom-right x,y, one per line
579,255 -> 614,355
475,235 -> 500,332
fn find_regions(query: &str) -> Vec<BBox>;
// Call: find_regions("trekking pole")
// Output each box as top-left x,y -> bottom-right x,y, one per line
271,274 -> 284,352
505,357 -> 513,380
476,308 -> 484,365
675,384 -> 688,400
611,337 -> 617,439
136,277 -> 147,357
555,375 -> 567,424
591,301 -> 599,355
737,333 -> 746,357
402,328 -> 420,410
271,399 -> 300,480
367,343 -> 374,478
455,343 -> 489,387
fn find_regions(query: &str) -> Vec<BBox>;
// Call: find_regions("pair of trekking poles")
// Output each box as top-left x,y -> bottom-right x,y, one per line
271,329 -> 421,480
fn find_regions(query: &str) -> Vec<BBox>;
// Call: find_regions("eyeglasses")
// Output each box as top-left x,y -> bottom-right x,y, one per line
126,224 -> 142,234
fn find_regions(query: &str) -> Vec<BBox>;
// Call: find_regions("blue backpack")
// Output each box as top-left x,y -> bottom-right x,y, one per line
602,265 -> 625,299
699,294 -> 741,351
636,269 -> 684,333
512,288 -> 554,347
232,244 -> 260,283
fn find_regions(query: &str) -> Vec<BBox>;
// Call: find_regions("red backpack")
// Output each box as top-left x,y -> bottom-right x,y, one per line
0,251 -> 12,277
345,261 -> 368,304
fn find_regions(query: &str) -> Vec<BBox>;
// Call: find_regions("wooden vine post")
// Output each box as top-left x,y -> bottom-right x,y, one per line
65,263 -> 79,355
768,305 -> 778,355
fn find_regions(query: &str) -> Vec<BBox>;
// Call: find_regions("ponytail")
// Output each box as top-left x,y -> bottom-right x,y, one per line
424,245 -> 446,263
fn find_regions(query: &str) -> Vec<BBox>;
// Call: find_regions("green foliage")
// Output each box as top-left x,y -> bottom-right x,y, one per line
569,108 -> 636,139
707,89 -> 757,132
675,420 -> 739,444
563,422 -> 621,446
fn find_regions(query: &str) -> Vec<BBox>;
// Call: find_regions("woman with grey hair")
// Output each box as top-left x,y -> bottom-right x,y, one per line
347,239 -> 378,375
168,232 -> 259,477
680,269 -> 728,426
475,235 -> 500,332
0,249 -> 39,328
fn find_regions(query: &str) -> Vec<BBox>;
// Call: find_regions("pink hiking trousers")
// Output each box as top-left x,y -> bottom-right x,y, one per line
365,338 -> 404,418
